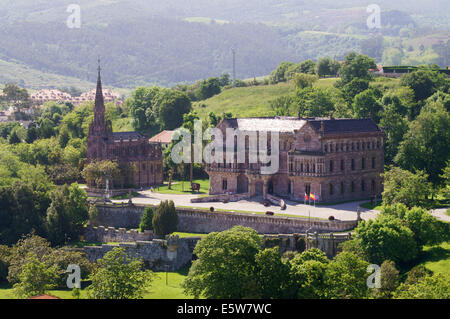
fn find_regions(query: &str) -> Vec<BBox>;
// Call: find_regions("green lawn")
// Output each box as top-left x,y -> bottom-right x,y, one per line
193,82 -> 295,120
171,232 -> 208,238
0,265 -> 193,299
154,179 -> 210,195
418,242 -> 450,277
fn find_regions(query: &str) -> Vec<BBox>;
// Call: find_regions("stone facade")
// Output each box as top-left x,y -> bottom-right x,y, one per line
206,117 -> 384,203
86,64 -> 163,188
91,203 -> 358,234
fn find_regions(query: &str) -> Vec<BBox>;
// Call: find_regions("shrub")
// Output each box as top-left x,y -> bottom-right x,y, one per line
152,200 -> 178,237
139,207 -> 154,232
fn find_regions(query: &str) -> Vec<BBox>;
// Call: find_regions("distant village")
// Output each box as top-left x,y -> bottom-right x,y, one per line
0,88 -> 123,126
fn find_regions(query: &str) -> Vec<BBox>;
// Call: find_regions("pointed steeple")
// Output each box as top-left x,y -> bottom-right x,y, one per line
95,58 -> 105,112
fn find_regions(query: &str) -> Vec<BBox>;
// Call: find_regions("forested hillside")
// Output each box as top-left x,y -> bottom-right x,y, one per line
0,0 -> 448,89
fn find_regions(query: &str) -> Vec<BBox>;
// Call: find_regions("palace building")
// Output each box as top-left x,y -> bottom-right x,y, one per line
87,64 -> 163,188
206,116 -> 384,203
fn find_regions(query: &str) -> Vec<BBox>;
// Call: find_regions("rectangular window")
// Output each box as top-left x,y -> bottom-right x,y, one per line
372,157 -> 376,169
341,159 -> 344,171
222,179 -> 227,191
351,181 -> 355,192
351,159 -> 355,171
329,160 -> 333,172
362,158 -> 365,170
340,182 -> 344,194
361,180 -> 365,192
329,184 -> 333,195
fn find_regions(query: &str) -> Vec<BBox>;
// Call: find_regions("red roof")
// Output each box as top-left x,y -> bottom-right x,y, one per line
149,130 -> 174,144
28,294 -> 61,299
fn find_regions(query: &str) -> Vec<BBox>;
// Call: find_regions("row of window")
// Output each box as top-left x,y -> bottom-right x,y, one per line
288,157 -> 377,173
328,180 -> 377,195
324,140 -> 381,153
329,157 -> 376,172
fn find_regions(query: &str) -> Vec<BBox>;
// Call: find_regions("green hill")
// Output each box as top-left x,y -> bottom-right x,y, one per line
192,78 -> 339,120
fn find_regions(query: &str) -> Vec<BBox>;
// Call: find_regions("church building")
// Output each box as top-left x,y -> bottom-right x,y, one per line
86,64 -> 163,188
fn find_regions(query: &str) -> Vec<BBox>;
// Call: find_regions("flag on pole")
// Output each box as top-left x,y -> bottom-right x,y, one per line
310,193 -> 316,201
304,193 -> 309,201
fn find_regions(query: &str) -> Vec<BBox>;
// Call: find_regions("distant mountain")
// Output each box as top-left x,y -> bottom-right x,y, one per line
0,0 -> 447,89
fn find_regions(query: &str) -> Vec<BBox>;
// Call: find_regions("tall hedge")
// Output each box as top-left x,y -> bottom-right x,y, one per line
152,200 -> 178,237
139,207 -> 154,232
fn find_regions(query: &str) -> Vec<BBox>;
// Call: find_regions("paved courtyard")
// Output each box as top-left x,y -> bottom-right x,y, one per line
112,190 -> 381,221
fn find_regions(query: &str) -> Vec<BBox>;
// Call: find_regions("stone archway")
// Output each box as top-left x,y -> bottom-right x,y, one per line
237,174 -> 249,194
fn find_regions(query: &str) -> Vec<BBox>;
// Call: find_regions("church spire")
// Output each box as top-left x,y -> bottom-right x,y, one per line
95,57 -> 105,112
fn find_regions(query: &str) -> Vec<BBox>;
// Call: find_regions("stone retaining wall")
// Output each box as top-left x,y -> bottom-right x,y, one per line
92,203 -> 357,234
83,225 -> 153,243
83,236 -> 201,271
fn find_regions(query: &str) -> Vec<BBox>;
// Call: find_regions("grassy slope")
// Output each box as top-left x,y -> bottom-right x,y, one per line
192,82 -> 296,120
192,78 -> 344,120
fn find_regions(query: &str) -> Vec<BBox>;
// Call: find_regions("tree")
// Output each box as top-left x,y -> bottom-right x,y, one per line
289,250 -> 329,299
81,160 -> 120,189
403,207 -> 448,248
337,53 -> 376,85
269,61 -> 295,84
294,87 -> 335,117
352,89 -> 383,122
394,274 -> 450,299
45,183 -> 89,246
139,207 -> 154,232
42,248 -> 93,288
355,214 -> 418,265
254,247 -> 291,299
0,83 -> 31,114
152,200 -> 178,237
6,235 -> 53,284
182,226 -> 262,299
196,77 -> 221,100
400,69 -> 447,103
292,73 -> 319,89
341,78 -> 370,105
8,128 -> 21,144
316,58 -> 340,77
13,253 -> 58,299
270,96 -> 293,116
291,247 -> 329,265
379,102 -> 408,164
324,252 -> 369,299
127,86 -> 161,132
87,247 -> 155,299
395,100 -> 450,186
372,260 -> 399,299
181,111 -> 200,185
156,89 -> 192,130
382,166 -> 431,208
